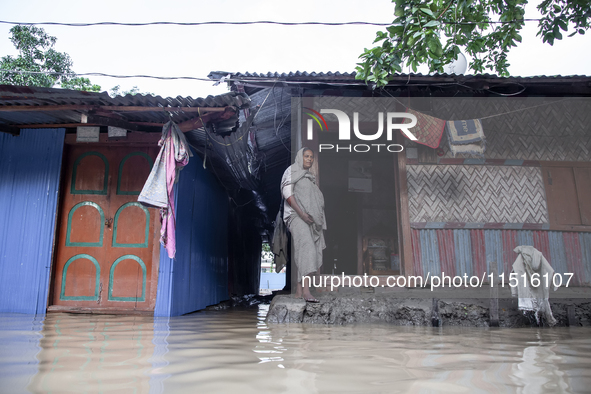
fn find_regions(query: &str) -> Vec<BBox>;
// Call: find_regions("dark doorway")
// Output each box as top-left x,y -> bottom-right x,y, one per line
318,138 -> 400,276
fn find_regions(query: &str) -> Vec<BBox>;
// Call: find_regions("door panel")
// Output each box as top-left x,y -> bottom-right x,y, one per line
109,255 -> 146,302
112,203 -> 150,247
66,202 -> 104,246
71,152 -> 109,194
52,145 -> 158,311
117,152 -> 154,195
61,254 -> 100,300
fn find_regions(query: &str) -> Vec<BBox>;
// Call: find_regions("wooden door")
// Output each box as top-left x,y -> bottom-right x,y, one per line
51,145 -> 159,312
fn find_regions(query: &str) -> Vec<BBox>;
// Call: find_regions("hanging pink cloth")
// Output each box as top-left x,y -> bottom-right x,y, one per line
138,121 -> 192,259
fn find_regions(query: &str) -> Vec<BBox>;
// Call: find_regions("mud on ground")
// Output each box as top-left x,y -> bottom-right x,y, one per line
265,291 -> 591,327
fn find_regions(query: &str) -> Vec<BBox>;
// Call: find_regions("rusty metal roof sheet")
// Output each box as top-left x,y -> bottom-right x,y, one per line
0,84 -> 251,130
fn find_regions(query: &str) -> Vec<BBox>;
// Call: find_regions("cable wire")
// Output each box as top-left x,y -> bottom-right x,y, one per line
0,19 -> 543,27
0,20 -> 391,27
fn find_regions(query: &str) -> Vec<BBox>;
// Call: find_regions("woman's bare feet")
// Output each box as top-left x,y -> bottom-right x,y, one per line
295,277 -> 319,302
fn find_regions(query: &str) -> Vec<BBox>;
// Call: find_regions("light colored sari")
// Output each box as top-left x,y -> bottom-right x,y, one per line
281,148 -> 326,280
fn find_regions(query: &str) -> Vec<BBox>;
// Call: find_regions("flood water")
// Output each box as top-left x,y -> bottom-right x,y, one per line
1,306 -> 591,393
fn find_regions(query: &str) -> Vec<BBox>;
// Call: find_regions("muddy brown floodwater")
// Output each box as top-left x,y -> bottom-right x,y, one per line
1,305 -> 591,393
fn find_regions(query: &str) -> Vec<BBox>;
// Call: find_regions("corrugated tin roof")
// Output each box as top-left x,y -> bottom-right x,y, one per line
211,70 -> 591,82
209,71 -> 591,97
0,84 -> 250,130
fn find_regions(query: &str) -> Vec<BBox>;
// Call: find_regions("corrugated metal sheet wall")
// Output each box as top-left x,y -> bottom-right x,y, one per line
154,148 -> 229,317
0,129 -> 65,314
411,229 -> 591,285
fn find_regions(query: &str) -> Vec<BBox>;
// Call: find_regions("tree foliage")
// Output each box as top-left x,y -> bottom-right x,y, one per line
61,77 -> 102,92
109,85 -> 153,97
0,25 -> 101,92
356,0 -> 591,87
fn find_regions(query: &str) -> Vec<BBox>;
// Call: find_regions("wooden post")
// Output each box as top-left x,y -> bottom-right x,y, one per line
395,135 -> 414,279
489,263 -> 499,327
431,298 -> 440,327
567,305 -> 577,327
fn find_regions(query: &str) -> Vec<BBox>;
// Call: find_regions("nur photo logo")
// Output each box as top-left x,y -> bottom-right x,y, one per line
304,107 -> 418,153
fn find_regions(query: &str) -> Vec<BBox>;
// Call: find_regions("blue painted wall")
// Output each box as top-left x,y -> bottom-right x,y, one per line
154,148 -> 229,317
259,272 -> 286,290
0,129 -> 65,314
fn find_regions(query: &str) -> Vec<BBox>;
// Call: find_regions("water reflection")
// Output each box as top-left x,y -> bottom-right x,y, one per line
29,314 -> 155,393
1,306 -> 590,393
0,314 -> 44,394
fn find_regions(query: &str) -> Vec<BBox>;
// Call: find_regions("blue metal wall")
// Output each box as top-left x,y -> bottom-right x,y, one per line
0,129 -> 65,314
154,148 -> 229,317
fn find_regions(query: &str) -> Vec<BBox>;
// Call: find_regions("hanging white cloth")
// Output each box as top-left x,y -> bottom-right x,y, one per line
138,121 -> 192,259
510,245 -> 558,326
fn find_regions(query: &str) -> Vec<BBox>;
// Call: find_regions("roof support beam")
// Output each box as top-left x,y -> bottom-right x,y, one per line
177,106 -> 237,132
12,122 -> 158,129
0,105 -> 232,113
2,106 -> 238,132
83,114 -> 139,131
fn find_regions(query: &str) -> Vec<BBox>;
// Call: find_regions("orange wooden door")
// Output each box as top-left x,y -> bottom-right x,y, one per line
51,145 -> 159,311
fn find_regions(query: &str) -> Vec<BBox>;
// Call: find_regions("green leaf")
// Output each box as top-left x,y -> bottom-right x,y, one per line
427,36 -> 443,57
420,7 -> 435,17
424,20 -> 440,28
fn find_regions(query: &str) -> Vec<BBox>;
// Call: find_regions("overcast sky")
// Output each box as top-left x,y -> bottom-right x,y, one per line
1,0 -> 590,98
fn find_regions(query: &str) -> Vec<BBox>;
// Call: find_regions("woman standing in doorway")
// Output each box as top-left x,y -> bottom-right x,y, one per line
280,147 -> 326,302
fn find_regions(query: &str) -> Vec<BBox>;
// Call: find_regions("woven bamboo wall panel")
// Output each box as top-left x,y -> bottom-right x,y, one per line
305,96 -> 591,161
407,165 -> 549,223
431,98 -> 591,161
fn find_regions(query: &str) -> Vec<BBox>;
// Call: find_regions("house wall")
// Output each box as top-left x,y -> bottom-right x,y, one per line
411,229 -> 591,285
406,98 -> 591,283
0,129 -> 65,313
407,165 -> 548,223
432,97 -> 591,161
154,147 -> 229,317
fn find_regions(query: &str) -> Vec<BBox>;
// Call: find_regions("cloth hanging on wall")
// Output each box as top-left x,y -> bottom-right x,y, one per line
445,119 -> 486,157
405,108 -> 447,148
510,245 -> 558,326
271,199 -> 288,274
138,121 -> 192,259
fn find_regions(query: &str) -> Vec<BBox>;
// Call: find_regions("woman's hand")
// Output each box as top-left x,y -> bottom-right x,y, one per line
300,212 -> 314,225
287,196 -> 315,225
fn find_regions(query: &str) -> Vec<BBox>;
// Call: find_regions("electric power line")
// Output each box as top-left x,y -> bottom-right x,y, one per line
0,20 -> 390,27
1,69 -> 213,82
0,19 -> 543,28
